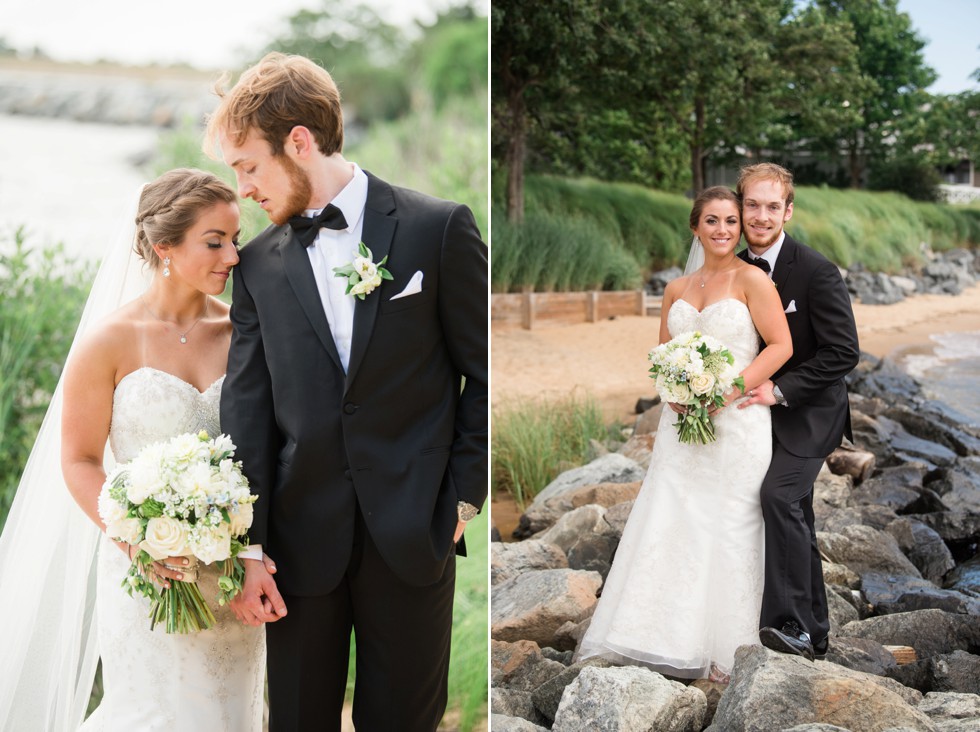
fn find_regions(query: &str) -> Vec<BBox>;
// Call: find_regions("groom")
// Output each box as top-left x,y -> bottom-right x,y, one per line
207,53 -> 488,730
736,163 -> 859,661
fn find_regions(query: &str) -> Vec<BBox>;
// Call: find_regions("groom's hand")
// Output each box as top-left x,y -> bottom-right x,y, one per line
453,519 -> 466,543
738,379 -> 777,409
231,557 -> 288,626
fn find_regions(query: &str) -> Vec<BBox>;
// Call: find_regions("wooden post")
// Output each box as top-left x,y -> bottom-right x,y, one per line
587,291 -> 599,322
636,290 -> 646,316
522,292 -> 535,330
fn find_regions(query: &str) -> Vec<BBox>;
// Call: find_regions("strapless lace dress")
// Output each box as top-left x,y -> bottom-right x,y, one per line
81,367 -> 265,731
576,298 -> 770,678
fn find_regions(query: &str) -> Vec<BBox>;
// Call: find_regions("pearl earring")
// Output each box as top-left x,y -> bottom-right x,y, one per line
163,257 -> 171,278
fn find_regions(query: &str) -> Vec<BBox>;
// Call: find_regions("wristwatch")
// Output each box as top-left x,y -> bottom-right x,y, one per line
457,501 -> 479,522
772,384 -> 788,406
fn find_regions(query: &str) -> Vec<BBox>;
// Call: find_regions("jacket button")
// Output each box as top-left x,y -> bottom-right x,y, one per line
343,403 -> 357,415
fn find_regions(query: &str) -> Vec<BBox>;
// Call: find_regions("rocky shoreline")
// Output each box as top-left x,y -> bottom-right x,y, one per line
490,354 -> 980,731
647,246 -> 980,306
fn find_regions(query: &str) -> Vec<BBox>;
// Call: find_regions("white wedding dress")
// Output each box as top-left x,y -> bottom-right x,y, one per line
576,298 -> 770,678
81,367 -> 265,731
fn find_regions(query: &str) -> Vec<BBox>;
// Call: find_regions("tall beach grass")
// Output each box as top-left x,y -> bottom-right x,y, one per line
492,396 -> 608,508
491,175 -> 980,292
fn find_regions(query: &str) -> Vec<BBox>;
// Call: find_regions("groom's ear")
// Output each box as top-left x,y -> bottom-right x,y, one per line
286,126 -> 316,160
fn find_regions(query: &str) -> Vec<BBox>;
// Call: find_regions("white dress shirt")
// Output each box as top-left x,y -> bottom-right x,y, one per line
239,163 -> 368,563
305,163 -> 369,373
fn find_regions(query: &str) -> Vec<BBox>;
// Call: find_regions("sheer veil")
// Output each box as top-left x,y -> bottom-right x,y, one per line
0,187 -> 151,730
683,236 -> 704,276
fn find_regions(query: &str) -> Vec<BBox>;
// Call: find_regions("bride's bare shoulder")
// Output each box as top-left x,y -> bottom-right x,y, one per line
67,299 -> 144,375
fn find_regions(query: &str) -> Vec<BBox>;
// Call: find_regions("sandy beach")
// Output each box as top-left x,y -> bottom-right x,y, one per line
491,284 -> 980,423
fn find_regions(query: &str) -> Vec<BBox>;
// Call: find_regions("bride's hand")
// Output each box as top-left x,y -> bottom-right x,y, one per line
667,402 -> 687,415
117,542 -> 188,589
707,388 -> 743,416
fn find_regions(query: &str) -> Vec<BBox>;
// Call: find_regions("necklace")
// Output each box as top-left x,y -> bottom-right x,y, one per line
141,296 -> 209,344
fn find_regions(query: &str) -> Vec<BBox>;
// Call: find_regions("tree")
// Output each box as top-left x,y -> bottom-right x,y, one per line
491,0 -> 603,222
816,0 -> 936,187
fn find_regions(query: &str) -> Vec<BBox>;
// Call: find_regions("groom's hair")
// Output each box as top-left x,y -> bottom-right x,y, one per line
205,52 -> 344,160
735,163 -> 795,207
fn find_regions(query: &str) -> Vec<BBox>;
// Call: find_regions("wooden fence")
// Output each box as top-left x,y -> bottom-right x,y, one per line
492,290 -> 662,329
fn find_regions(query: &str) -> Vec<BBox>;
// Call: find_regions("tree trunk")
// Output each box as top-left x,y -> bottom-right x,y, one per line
505,87 -> 527,224
690,96 -> 706,195
848,135 -> 862,189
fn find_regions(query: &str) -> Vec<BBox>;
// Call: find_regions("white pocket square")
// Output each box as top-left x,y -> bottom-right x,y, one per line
389,270 -> 423,300
785,299 -> 797,314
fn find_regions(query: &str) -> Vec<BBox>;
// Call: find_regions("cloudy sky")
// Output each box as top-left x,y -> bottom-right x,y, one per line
2,1 -> 976,94
2,0 -> 487,70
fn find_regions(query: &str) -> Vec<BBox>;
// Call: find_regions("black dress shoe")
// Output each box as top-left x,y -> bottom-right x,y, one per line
759,622 -> 815,661
813,636 -> 829,660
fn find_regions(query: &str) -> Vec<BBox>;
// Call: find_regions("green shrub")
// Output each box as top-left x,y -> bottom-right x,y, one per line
492,396 -> 607,508
0,230 -> 94,531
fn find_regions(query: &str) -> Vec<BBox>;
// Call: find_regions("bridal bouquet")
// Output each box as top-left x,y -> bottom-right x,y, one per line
98,431 -> 257,633
648,331 -> 745,445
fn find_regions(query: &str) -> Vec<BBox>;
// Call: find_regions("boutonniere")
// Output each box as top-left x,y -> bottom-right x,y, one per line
332,242 -> 393,300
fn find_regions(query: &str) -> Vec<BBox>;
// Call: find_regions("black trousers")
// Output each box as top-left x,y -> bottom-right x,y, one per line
759,443 -> 830,643
266,508 -> 456,732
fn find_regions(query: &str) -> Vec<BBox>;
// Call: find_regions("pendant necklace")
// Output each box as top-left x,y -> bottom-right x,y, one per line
141,296 -> 209,344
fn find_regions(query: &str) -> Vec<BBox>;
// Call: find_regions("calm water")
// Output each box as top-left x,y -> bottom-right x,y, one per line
0,114 -> 159,262
896,330 -> 980,427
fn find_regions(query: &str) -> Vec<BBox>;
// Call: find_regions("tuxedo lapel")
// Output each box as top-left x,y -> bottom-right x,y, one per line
278,228 -> 344,373
345,173 -> 397,394
772,236 -> 798,301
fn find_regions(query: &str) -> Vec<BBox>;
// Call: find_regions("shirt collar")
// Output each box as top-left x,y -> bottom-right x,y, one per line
302,163 -> 368,233
749,230 -> 785,270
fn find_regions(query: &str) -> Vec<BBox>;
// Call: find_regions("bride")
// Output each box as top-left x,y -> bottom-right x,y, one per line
0,169 -> 265,730
575,186 -> 792,681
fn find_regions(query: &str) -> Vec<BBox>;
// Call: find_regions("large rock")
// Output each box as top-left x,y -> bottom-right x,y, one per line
634,402 -> 666,436
823,561 -> 861,589
491,639 -> 566,691
932,458 -> 980,514
552,665 -> 706,732
529,658 -> 613,722
489,714 -> 548,731
491,540 -> 568,586
490,688 -> 547,726
944,553 -> 980,595
840,609 -> 980,659
855,465 -> 927,512
860,572 -> 980,616
828,586 -> 860,633
917,691 -> 980,725
707,645 -> 932,732
515,454 -> 645,537
618,433 -> 656,469
535,504 -> 619,577
911,511 -> 980,543
886,518 -> 956,585
887,652 -> 980,696
491,569 -> 602,647
818,525 -> 922,578
823,636 -> 898,676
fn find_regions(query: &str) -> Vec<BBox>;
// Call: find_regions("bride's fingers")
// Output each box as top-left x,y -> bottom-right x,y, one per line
150,560 -> 184,584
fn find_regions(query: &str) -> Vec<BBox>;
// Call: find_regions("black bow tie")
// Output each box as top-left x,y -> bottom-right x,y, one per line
748,256 -> 771,274
287,204 -> 348,247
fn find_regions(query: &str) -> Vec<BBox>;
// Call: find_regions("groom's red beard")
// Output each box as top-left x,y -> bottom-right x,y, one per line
743,224 -> 783,250
268,154 -> 314,226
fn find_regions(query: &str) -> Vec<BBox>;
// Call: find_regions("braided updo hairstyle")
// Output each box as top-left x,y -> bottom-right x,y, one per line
134,168 -> 237,269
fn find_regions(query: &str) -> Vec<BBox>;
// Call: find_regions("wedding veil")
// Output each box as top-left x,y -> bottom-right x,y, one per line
683,236 -> 704,276
0,187 -> 151,730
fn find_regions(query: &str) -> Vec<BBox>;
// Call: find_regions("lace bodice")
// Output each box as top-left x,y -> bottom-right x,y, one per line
668,298 -> 761,369
109,367 -> 224,463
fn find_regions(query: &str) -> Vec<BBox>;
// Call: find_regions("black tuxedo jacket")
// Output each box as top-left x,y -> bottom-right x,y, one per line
739,235 -> 859,458
221,172 -> 488,595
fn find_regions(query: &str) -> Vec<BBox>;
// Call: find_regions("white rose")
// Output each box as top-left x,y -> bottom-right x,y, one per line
689,372 -> 716,396
353,257 -> 377,278
140,517 -> 188,560
106,517 -> 143,545
228,502 -> 254,536
97,490 -> 128,524
668,381 -> 693,404
189,524 -> 231,565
